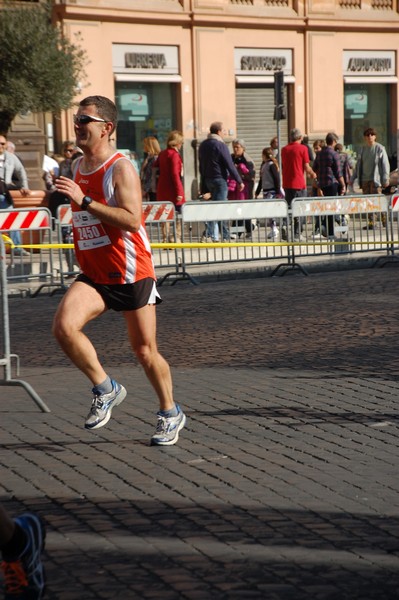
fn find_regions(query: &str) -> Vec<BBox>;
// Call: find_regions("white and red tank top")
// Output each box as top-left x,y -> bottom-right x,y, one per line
72,152 -> 156,285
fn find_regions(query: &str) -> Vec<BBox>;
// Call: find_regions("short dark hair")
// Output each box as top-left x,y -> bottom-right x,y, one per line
210,121 -> 223,134
364,127 -> 376,137
79,96 -> 118,134
325,132 -> 339,145
62,140 -> 75,152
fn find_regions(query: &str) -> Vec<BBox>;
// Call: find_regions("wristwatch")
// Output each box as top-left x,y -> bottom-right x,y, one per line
81,195 -> 93,210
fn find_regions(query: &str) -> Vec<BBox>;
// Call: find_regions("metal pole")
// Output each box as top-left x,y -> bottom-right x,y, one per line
0,235 -> 50,412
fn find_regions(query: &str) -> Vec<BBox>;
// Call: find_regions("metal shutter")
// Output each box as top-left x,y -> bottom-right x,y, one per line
235,85 -> 288,172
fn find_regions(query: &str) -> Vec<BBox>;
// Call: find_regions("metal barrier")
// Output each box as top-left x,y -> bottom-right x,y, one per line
55,204 -> 78,286
180,199 -> 289,279
143,202 -> 191,285
3,194 -> 398,290
174,195 -> 393,279
0,206 -> 55,285
0,235 -> 50,411
288,193 -> 391,275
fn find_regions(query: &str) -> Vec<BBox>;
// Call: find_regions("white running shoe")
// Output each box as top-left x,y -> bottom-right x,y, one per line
85,380 -> 127,430
151,405 -> 187,446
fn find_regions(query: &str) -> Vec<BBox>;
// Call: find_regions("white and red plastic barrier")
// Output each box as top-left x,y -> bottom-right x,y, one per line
56,202 -> 175,226
0,208 -> 51,231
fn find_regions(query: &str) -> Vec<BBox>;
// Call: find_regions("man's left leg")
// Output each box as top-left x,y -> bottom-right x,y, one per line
124,304 -> 186,446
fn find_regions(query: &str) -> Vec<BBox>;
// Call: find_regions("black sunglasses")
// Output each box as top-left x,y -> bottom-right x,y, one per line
73,114 -> 107,125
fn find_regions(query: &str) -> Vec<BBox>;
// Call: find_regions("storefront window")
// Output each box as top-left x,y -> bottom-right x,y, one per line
115,81 -> 177,167
344,83 -> 392,157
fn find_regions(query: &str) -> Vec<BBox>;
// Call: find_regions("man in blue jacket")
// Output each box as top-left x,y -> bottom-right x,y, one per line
199,121 -> 244,241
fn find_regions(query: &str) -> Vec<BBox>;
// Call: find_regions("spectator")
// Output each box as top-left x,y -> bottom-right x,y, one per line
335,143 -> 352,190
310,139 -> 327,230
47,141 -> 78,275
0,133 -> 30,255
255,146 -> 282,239
153,130 -> 185,243
281,128 -> 317,241
129,151 -> 140,175
228,138 -> 255,238
302,135 -> 314,162
270,136 -> 279,161
312,139 -> 326,157
140,136 -> 161,202
312,132 -> 346,238
5,140 -> 15,154
352,127 -> 390,229
42,153 -> 60,191
199,121 -> 244,241
0,505 -> 45,599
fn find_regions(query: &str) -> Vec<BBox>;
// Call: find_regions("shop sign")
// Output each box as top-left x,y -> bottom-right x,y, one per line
343,50 -> 395,76
125,53 -> 167,69
235,48 -> 292,75
112,44 -> 179,75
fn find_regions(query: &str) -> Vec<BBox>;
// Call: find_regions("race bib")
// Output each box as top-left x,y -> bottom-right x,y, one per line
72,210 -> 111,250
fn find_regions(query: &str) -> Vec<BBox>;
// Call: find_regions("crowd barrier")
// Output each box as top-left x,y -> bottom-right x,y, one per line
53,201 -> 182,285
0,235 -> 50,411
1,194 -> 398,290
0,206 -> 55,285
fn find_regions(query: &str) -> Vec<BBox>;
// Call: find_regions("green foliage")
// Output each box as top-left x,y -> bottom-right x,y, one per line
0,0 -> 86,131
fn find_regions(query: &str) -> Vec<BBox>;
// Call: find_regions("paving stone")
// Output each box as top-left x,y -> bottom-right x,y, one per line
1,268 -> 399,598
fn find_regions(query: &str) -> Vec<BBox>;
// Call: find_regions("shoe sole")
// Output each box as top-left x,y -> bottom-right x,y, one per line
150,413 -> 187,446
85,385 -> 127,430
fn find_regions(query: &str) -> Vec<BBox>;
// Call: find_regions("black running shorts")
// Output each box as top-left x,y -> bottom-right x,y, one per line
75,274 -> 162,312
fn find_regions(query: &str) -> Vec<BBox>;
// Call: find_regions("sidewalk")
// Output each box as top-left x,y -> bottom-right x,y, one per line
1,268 -> 399,599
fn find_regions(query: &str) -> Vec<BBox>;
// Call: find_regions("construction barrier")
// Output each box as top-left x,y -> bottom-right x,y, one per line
0,235 -> 50,411
3,194 -> 399,290
0,206 -> 55,285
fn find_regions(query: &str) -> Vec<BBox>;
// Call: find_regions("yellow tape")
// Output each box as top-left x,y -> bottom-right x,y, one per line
1,234 -> 14,247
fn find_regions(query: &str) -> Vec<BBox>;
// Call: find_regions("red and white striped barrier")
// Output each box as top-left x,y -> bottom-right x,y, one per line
0,208 -> 51,231
57,205 -> 72,225
56,202 -> 175,225
143,202 -> 175,222
391,192 -> 399,211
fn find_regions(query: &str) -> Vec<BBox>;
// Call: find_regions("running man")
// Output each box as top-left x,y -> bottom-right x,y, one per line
54,95 -> 186,446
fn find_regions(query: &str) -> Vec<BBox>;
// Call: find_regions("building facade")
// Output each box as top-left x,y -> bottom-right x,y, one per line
24,0 -> 399,193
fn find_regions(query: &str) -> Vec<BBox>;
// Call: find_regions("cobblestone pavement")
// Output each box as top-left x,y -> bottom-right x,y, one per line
1,268 -> 399,599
